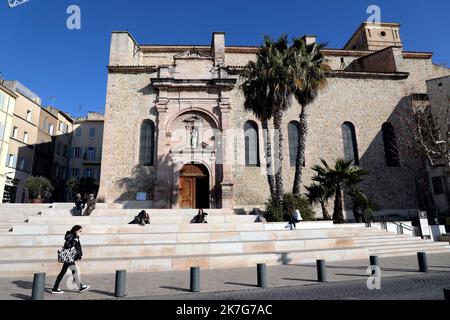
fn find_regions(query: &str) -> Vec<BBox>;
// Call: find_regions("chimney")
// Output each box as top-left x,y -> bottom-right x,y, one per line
302,35 -> 317,45
212,32 -> 226,67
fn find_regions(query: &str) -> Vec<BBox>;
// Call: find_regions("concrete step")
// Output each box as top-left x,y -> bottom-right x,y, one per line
376,247 -> 450,258
366,242 -> 450,253
0,204 -> 51,209
0,216 -> 34,219
361,243 -> 443,254
39,208 -> 237,217
354,238 -> 432,246
26,215 -> 259,225
0,237 -> 359,261
10,237 -> 447,263
0,246 -> 370,277
0,219 -> 34,224
10,223 -> 389,235
0,230 -> 401,247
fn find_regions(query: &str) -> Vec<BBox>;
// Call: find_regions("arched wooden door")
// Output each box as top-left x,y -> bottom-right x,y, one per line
179,164 -> 210,209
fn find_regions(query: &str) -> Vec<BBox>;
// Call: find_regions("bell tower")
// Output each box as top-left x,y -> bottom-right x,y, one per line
344,22 -> 403,51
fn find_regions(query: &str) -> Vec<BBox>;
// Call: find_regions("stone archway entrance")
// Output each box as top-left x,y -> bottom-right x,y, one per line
179,164 -> 210,209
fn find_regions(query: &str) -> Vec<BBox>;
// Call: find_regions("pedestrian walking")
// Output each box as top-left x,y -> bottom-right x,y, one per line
52,225 -> 90,294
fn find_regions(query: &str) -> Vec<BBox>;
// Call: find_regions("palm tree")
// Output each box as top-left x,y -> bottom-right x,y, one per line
291,39 -> 330,195
241,35 -> 297,205
241,60 -> 275,200
348,188 -> 377,223
312,159 -> 367,224
305,183 -> 332,220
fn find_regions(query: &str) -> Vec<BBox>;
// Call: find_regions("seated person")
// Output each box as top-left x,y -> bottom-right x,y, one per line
287,209 -> 303,230
84,194 -> 97,216
129,210 -> 150,226
192,209 -> 208,224
74,194 -> 85,216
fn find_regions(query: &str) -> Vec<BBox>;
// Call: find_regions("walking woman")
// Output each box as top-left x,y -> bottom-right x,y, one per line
52,225 -> 90,294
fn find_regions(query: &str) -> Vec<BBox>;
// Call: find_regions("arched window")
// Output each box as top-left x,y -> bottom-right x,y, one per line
139,120 -> 155,166
288,121 -> 301,167
244,121 -> 260,167
342,122 -> 359,165
382,122 -> 400,167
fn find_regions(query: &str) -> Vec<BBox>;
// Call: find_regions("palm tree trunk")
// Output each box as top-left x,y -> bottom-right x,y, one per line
293,107 -> 308,195
261,118 -> 275,201
333,184 -> 345,224
273,109 -> 284,205
320,201 -> 331,220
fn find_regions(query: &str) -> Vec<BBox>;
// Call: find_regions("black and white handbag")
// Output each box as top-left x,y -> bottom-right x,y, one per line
57,247 -> 77,264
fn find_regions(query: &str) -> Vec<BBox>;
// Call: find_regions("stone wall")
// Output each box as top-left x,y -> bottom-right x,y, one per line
229,75 -> 422,212
99,72 -> 158,203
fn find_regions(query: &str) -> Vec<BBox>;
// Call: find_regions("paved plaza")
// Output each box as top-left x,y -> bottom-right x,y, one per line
1,253 -> 449,300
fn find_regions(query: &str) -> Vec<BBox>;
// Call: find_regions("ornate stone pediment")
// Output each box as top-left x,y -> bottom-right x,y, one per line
174,49 -> 213,60
171,142 -> 215,153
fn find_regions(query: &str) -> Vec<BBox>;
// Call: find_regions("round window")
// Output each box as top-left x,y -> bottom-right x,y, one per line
380,31 -> 386,37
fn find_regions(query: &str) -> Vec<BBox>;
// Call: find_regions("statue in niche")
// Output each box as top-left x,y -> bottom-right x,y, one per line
190,127 -> 199,148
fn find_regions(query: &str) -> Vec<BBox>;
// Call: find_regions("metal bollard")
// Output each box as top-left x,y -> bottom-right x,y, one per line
370,256 -> 380,275
317,260 -> 327,283
190,267 -> 200,293
444,288 -> 450,301
417,252 -> 428,273
257,264 -> 267,288
31,273 -> 46,300
370,256 -> 379,267
114,270 -> 127,297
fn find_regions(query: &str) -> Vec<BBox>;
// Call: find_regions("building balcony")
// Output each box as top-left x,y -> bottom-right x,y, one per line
82,159 -> 101,166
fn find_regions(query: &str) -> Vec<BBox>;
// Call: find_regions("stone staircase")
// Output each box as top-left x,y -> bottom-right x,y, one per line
0,204 -> 51,233
0,204 -> 449,278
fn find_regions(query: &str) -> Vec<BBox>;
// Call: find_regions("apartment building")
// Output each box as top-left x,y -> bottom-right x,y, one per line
2,81 -> 41,203
71,112 -> 104,195
32,106 -> 58,182
0,80 -> 105,203
48,106 -> 73,201
0,82 -> 18,202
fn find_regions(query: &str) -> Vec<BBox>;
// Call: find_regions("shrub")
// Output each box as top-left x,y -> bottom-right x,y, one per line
264,193 -> 316,222
66,178 -> 80,196
66,177 -> 97,197
26,176 -> 54,200
265,200 -> 285,222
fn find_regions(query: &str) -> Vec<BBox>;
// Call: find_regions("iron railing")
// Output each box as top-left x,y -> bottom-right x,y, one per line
367,215 -> 418,237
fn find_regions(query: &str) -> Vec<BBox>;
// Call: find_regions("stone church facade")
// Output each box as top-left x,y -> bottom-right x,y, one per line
98,22 -> 450,217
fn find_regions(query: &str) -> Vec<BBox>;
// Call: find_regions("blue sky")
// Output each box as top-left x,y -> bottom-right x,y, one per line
1,0 -> 449,117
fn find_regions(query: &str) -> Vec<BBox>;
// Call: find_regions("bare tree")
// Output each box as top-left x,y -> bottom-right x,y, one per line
395,94 -> 450,216
397,95 -> 449,170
